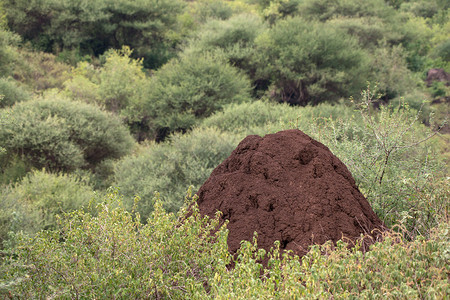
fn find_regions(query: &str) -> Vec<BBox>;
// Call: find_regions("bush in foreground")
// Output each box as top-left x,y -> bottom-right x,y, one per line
0,189 -> 230,298
1,190 -> 448,298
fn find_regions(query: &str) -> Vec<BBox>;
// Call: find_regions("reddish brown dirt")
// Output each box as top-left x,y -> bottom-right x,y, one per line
196,129 -> 384,256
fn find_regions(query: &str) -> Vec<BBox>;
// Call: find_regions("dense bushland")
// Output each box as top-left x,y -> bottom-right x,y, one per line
0,0 -> 448,298
1,190 -> 448,298
3,0 -> 185,68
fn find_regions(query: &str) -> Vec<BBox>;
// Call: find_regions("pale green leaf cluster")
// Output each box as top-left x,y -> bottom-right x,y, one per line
63,46 -> 147,115
0,170 -> 95,248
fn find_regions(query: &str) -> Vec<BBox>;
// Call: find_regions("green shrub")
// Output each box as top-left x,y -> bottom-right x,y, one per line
201,100 -> 299,135
97,47 -> 147,114
428,80 -> 450,100
201,100 -> 356,135
399,16 -> 448,72
62,61 -> 100,104
0,170 -> 95,249
183,13 -> 266,73
183,13 -> 268,95
62,47 -> 153,141
114,127 -> 240,219
1,190 -> 448,298
4,0 -> 185,68
62,46 -> 155,141
256,0 -> 302,24
368,45 -> 420,100
390,90 -> 432,124
3,0 -> 53,51
210,223 -> 449,299
189,0 -> 234,23
326,16 -> 402,49
295,86 -> 446,235
298,0 -> 395,21
1,189 -> 230,298
64,47 -> 148,115
431,39 -> 450,62
0,28 -> 20,77
0,78 -> 30,108
400,0 -> 449,19
254,17 -> 370,105
0,97 -> 134,176
0,0 -> 6,29
142,54 -> 252,140
0,154 -> 28,186
12,50 -> 72,92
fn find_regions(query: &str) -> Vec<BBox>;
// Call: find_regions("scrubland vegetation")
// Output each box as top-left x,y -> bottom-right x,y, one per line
0,0 -> 449,298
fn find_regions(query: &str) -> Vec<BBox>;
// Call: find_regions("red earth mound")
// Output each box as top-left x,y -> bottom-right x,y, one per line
196,129 -> 384,256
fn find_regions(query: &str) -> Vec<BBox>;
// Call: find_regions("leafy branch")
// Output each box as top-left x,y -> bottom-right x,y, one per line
354,84 -> 442,186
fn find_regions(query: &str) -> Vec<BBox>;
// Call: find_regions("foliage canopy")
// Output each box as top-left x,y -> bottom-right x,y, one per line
254,17 -> 369,105
114,127 -> 240,219
0,97 -> 134,174
0,170 -> 95,248
142,54 -> 252,140
3,0 -> 185,68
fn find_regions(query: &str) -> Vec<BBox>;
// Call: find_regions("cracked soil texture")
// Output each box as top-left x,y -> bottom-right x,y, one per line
197,129 -> 384,256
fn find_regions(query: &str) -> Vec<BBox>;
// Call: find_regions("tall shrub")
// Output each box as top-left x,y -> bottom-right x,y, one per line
64,47 -> 148,114
184,14 -> 266,73
114,127 -> 240,219
142,54 -> 251,140
4,0 -> 185,68
0,170 -> 95,249
0,97 -> 134,176
254,17 -> 369,105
